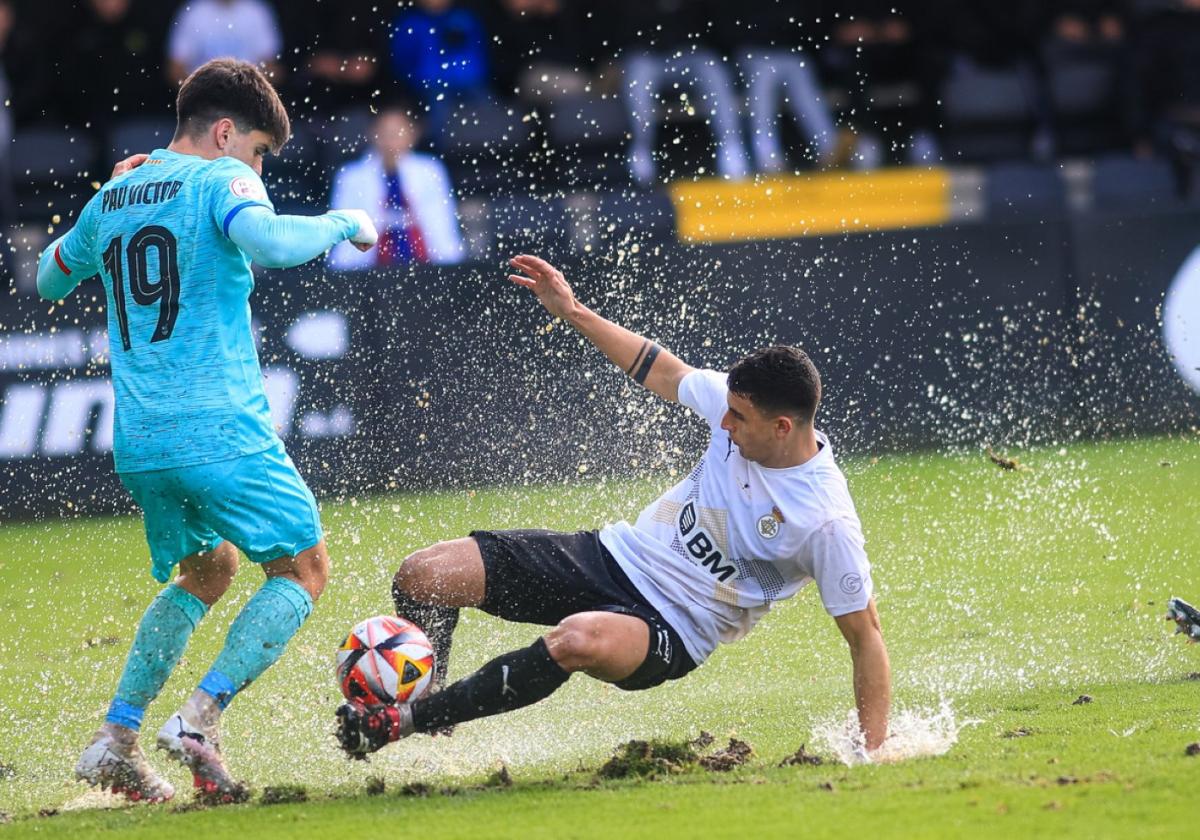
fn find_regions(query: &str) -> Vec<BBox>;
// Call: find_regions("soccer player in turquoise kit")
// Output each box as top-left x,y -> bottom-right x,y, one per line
36,59 -> 378,802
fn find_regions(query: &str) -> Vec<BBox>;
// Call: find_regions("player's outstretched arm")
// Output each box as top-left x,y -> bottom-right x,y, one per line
227,205 -> 378,269
507,254 -> 693,403
834,600 -> 891,753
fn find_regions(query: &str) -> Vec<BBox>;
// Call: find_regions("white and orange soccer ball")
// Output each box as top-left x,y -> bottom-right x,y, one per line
336,615 -> 435,706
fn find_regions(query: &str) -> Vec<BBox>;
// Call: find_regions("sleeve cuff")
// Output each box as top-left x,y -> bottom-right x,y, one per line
222,201 -> 271,237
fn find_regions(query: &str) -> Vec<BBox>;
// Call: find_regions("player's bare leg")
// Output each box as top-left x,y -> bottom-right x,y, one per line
392,538 -> 485,688
159,542 -> 328,802
176,541 -> 241,606
337,611 -> 650,756
75,543 -> 239,803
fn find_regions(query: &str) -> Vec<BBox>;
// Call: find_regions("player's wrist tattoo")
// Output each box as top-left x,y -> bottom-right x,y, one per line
632,343 -> 661,385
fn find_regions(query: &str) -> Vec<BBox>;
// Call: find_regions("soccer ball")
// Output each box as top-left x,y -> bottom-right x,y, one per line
336,615 -> 435,706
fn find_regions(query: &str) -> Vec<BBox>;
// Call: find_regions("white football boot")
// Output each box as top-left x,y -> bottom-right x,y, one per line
156,696 -> 247,803
74,725 -> 175,803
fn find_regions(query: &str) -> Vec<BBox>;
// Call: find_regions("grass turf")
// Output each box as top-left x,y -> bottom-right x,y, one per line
0,435 -> 1198,837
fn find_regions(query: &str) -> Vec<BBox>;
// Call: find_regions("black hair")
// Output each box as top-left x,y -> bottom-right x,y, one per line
174,59 -> 291,153
727,345 -> 822,424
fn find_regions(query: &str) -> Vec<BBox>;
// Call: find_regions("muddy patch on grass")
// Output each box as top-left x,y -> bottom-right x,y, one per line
260,785 -> 307,805
779,745 -> 824,767
698,739 -> 754,772
484,764 -> 513,788
596,739 -> 699,779
596,735 -> 758,779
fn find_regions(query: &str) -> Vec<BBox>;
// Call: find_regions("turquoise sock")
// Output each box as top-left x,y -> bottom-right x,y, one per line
199,577 -> 313,709
107,584 -> 208,730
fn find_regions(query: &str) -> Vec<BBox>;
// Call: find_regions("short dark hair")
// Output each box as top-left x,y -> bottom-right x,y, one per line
727,345 -> 822,425
374,93 -> 422,123
174,59 -> 290,153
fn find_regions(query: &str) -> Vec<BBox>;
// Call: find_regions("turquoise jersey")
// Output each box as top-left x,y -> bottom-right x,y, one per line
54,149 -> 289,473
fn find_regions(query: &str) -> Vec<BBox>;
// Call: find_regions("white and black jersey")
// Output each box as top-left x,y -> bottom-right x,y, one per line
599,369 -> 873,665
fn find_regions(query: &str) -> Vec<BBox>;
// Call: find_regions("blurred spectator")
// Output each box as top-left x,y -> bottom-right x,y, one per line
328,103 -> 464,269
820,0 -> 948,167
715,1 -> 837,172
390,0 -> 490,128
944,0 -> 1054,159
1049,0 -> 1128,45
167,0 -> 284,86
1041,1 -> 1130,156
281,0 -> 385,113
487,0 -> 591,103
64,0 -> 172,133
1128,0 -> 1200,188
617,0 -> 751,185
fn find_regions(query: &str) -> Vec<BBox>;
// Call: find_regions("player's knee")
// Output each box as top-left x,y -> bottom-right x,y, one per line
545,615 -> 608,672
292,546 -> 330,603
304,557 -> 329,603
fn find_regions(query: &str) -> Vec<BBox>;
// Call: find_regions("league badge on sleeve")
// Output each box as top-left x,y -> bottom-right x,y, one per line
229,176 -> 266,201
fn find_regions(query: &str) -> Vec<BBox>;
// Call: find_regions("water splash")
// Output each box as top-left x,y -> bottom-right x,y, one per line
811,699 -> 973,766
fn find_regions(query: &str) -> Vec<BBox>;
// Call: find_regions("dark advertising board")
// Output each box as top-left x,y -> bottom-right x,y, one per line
1067,208 -> 1200,435
2,211 -> 1198,520
0,268 -> 385,517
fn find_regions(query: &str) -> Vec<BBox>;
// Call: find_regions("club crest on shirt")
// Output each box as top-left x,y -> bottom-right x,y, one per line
756,515 -> 779,539
756,505 -> 785,539
229,176 -> 265,201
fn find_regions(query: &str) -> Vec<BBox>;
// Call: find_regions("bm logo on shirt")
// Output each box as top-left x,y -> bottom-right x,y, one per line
678,501 -> 738,582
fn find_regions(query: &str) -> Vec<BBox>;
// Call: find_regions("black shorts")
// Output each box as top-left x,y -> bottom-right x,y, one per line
471,528 -> 697,691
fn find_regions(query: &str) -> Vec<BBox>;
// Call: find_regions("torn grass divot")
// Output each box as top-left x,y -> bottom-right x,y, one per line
698,739 -> 754,772
779,745 -> 824,767
259,785 -> 307,806
596,734 -> 759,779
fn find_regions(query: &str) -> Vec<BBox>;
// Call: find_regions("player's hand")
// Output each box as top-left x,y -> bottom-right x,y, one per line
508,254 -> 579,320
110,153 -> 149,181
343,209 -> 379,252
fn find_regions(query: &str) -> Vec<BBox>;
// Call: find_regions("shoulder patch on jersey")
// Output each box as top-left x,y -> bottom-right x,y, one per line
229,176 -> 266,201
839,573 -> 864,596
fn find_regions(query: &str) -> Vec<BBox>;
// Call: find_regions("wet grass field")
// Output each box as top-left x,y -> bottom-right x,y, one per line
1,435 -> 1198,837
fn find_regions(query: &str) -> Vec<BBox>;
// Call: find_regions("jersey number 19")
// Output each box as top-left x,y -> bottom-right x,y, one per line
102,225 -> 181,351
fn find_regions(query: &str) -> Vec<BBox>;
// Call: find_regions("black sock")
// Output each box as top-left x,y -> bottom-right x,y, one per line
411,638 -> 569,733
392,581 -> 460,685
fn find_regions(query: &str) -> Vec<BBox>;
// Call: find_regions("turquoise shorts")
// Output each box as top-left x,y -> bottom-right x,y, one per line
120,439 -> 323,583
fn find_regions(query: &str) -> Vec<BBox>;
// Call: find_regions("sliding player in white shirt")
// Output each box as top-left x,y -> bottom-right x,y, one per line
337,254 -> 891,757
